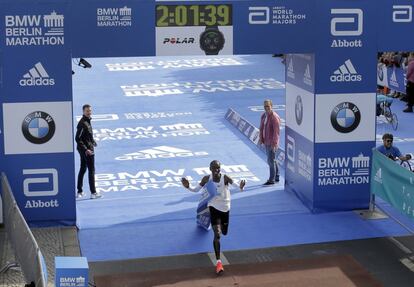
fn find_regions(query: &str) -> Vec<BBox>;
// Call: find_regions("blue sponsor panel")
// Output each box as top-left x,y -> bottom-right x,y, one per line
1,53 -> 72,102
313,142 -> 373,211
387,66 -> 406,93
70,0 -> 155,57
313,1 -> 376,94
2,153 -> 76,225
377,0 -> 414,51
55,257 -> 88,287
233,0 -> 315,54
285,127 -> 314,209
285,54 -> 314,93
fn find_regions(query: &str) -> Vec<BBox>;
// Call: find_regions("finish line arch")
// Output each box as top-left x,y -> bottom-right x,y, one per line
0,0 -> 411,225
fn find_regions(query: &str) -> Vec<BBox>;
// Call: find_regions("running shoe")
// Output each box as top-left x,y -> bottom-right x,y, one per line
216,261 -> 224,274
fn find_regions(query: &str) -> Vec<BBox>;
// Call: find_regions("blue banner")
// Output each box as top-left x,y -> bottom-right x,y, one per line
285,127 -> 315,209
371,149 -> 414,220
0,1 -> 76,225
70,0 -> 155,58
233,0 -> 315,54
313,1 -> 376,94
377,0 -> 414,51
387,66 -> 406,93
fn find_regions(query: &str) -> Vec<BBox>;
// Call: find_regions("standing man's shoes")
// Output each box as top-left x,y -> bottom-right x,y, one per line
90,193 -> 103,199
263,180 -> 275,186
403,106 -> 413,113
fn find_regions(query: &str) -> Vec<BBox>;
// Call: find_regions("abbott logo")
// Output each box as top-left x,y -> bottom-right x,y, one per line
248,7 -> 270,24
116,146 -> 208,160
331,9 -> 363,36
393,5 -> 412,23
330,59 -> 362,82
23,168 -> 58,197
20,62 -> 55,86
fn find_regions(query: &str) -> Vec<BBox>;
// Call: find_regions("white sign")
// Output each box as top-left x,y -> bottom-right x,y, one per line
286,82 -> 315,141
156,26 -> 233,56
3,102 -> 73,154
315,93 -> 376,143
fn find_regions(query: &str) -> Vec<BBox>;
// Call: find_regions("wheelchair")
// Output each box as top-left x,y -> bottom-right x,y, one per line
376,94 -> 398,130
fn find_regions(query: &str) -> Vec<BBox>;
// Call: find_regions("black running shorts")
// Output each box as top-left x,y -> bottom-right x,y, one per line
209,206 -> 229,227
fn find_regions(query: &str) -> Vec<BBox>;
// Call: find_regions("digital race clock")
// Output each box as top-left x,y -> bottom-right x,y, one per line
156,4 -> 232,27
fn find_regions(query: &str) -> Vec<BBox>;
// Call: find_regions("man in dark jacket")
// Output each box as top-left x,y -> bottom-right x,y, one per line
75,104 -> 101,199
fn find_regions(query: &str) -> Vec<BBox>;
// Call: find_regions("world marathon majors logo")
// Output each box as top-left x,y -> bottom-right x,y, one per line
22,111 -> 55,144
295,95 -> 303,125
330,102 -> 361,133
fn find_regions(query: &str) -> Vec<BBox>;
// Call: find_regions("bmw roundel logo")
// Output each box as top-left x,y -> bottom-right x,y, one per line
330,102 -> 361,133
295,95 -> 303,125
22,111 -> 56,144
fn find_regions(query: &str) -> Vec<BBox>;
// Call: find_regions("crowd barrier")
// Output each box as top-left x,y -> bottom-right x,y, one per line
377,63 -> 407,94
371,150 -> 414,221
225,108 -> 285,168
1,173 -> 48,287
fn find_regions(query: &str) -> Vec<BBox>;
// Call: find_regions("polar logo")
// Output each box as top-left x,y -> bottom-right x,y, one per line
23,168 -> 58,197
393,5 -> 412,23
248,7 -> 270,24
331,8 -> 363,36
330,59 -> 362,82
19,62 -> 55,86
330,102 -> 361,133
115,146 -> 208,160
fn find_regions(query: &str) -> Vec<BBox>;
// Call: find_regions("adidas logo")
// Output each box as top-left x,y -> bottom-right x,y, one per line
330,59 -> 362,82
115,146 -> 208,160
389,69 -> 398,87
303,64 -> 312,86
19,62 -> 55,86
374,168 -> 382,184
287,57 -> 295,79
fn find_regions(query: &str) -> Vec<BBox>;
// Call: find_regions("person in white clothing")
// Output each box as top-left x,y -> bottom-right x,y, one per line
181,160 -> 245,275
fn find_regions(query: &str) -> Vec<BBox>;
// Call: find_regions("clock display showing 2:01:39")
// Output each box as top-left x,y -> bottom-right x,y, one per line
156,4 -> 232,27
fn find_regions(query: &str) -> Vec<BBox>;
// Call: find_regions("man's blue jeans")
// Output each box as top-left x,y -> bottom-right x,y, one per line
265,145 -> 279,182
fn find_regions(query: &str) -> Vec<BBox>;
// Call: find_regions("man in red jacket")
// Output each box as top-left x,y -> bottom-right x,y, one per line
259,99 -> 281,185
404,53 -> 414,113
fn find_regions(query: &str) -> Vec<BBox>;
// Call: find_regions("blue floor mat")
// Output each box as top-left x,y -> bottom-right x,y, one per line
73,55 -> 413,262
